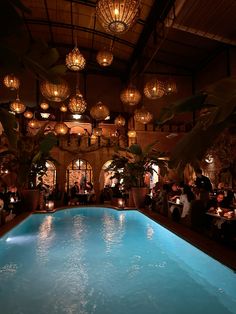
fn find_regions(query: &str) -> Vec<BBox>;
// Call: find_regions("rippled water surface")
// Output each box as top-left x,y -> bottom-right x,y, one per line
0,207 -> 236,314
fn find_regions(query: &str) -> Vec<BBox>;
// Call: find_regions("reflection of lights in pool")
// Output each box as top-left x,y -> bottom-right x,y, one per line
147,225 -> 154,240
6,235 -> 36,244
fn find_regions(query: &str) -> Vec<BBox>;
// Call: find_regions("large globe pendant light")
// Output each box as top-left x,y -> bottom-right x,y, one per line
90,101 -> 110,120
66,47 -> 86,71
10,97 -> 26,114
120,85 -> 141,106
68,91 -> 87,114
40,79 -> 70,102
54,122 -> 69,135
96,49 -> 113,67
114,114 -> 126,127
3,74 -> 20,90
96,0 -> 140,34
134,107 -> 153,124
144,78 -> 165,99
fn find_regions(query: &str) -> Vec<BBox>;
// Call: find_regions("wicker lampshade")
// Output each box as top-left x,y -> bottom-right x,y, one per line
10,98 -> 26,114
120,86 -> 141,106
96,49 -> 113,67
90,101 -> 110,120
28,119 -> 40,129
96,0 -> 140,34
134,107 -> 153,124
127,130 -> 137,138
24,110 -> 33,119
40,79 -> 70,102
93,127 -> 103,136
54,122 -> 69,135
68,92 -> 87,114
60,104 -> 68,112
66,47 -> 86,71
114,114 -> 126,127
3,74 -> 20,90
165,80 -> 177,94
144,78 -> 165,99
40,102 -> 49,110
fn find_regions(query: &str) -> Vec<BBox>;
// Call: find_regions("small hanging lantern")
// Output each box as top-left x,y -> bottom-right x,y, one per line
96,0 -> 140,34
144,78 -> 165,99
60,104 -> 68,112
165,79 -> 177,95
10,98 -> 26,114
3,74 -> 20,90
68,91 -> 87,114
134,107 -> 153,124
114,114 -> 126,127
90,101 -> 110,120
28,119 -> 40,129
40,79 -> 70,102
120,86 -> 141,106
66,47 -> 86,71
96,49 -> 113,67
54,122 -> 69,135
127,130 -> 136,138
40,102 -> 49,110
24,110 -> 33,119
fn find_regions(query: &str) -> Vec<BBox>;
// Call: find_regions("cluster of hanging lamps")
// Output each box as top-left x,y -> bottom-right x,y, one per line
96,0 -> 140,34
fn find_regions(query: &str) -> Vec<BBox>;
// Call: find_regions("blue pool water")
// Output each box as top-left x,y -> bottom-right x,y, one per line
0,207 -> 236,314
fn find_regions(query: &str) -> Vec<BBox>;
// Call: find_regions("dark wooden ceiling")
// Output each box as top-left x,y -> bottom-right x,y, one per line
20,0 -> 236,81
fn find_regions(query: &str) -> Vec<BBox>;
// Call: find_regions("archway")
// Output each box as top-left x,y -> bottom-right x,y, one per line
66,158 -> 93,193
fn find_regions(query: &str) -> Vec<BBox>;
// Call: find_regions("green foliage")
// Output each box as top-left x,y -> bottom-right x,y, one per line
106,142 -> 168,189
167,77 -> 236,171
0,110 -> 58,188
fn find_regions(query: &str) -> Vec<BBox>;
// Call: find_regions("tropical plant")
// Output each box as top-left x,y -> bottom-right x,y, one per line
106,142 -> 168,189
0,108 -> 58,189
158,77 -> 236,172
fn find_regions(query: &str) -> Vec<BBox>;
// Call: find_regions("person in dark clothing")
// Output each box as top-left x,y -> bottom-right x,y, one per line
70,182 -> 80,199
195,168 -> 212,207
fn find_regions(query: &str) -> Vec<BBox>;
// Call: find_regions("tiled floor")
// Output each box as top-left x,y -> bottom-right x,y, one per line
139,208 -> 236,271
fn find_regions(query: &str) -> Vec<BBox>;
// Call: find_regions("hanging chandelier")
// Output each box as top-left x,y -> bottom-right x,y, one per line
66,47 -> 86,71
68,91 -> 87,114
96,49 -> 113,67
24,110 -> 33,119
96,0 -> 140,34
40,79 -> 70,102
114,114 -> 125,127
134,107 -> 153,124
60,104 -> 68,112
40,102 -> 49,110
120,86 -> 141,106
165,79 -> 177,95
10,98 -> 26,114
3,74 -> 20,90
144,78 -> 165,99
54,122 -> 69,135
90,101 -> 110,120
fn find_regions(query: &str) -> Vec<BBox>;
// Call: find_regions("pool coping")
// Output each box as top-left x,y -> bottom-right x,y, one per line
1,206 -> 236,272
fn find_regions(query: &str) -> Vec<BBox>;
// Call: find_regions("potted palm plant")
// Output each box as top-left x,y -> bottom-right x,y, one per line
0,108 -> 57,210
107,142 -> 168,208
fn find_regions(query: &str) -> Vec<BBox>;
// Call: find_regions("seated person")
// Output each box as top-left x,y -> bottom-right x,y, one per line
168,182 -> 181,201
70,182 -> 80,198
207,192 -> 227,212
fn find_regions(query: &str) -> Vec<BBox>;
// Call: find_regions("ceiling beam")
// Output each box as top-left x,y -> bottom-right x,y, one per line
125,0 -> 175,81
43,0 -> 54,44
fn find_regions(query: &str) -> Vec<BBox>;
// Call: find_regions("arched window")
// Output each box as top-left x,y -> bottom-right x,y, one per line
66,159 -> 93,192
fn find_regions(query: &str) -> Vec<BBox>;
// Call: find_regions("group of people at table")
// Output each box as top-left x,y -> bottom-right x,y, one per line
68,181 -> 95,205
151,168 -> 236,243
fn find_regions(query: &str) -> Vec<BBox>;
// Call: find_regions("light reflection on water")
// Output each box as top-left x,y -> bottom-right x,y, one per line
0,207 -> 236,314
